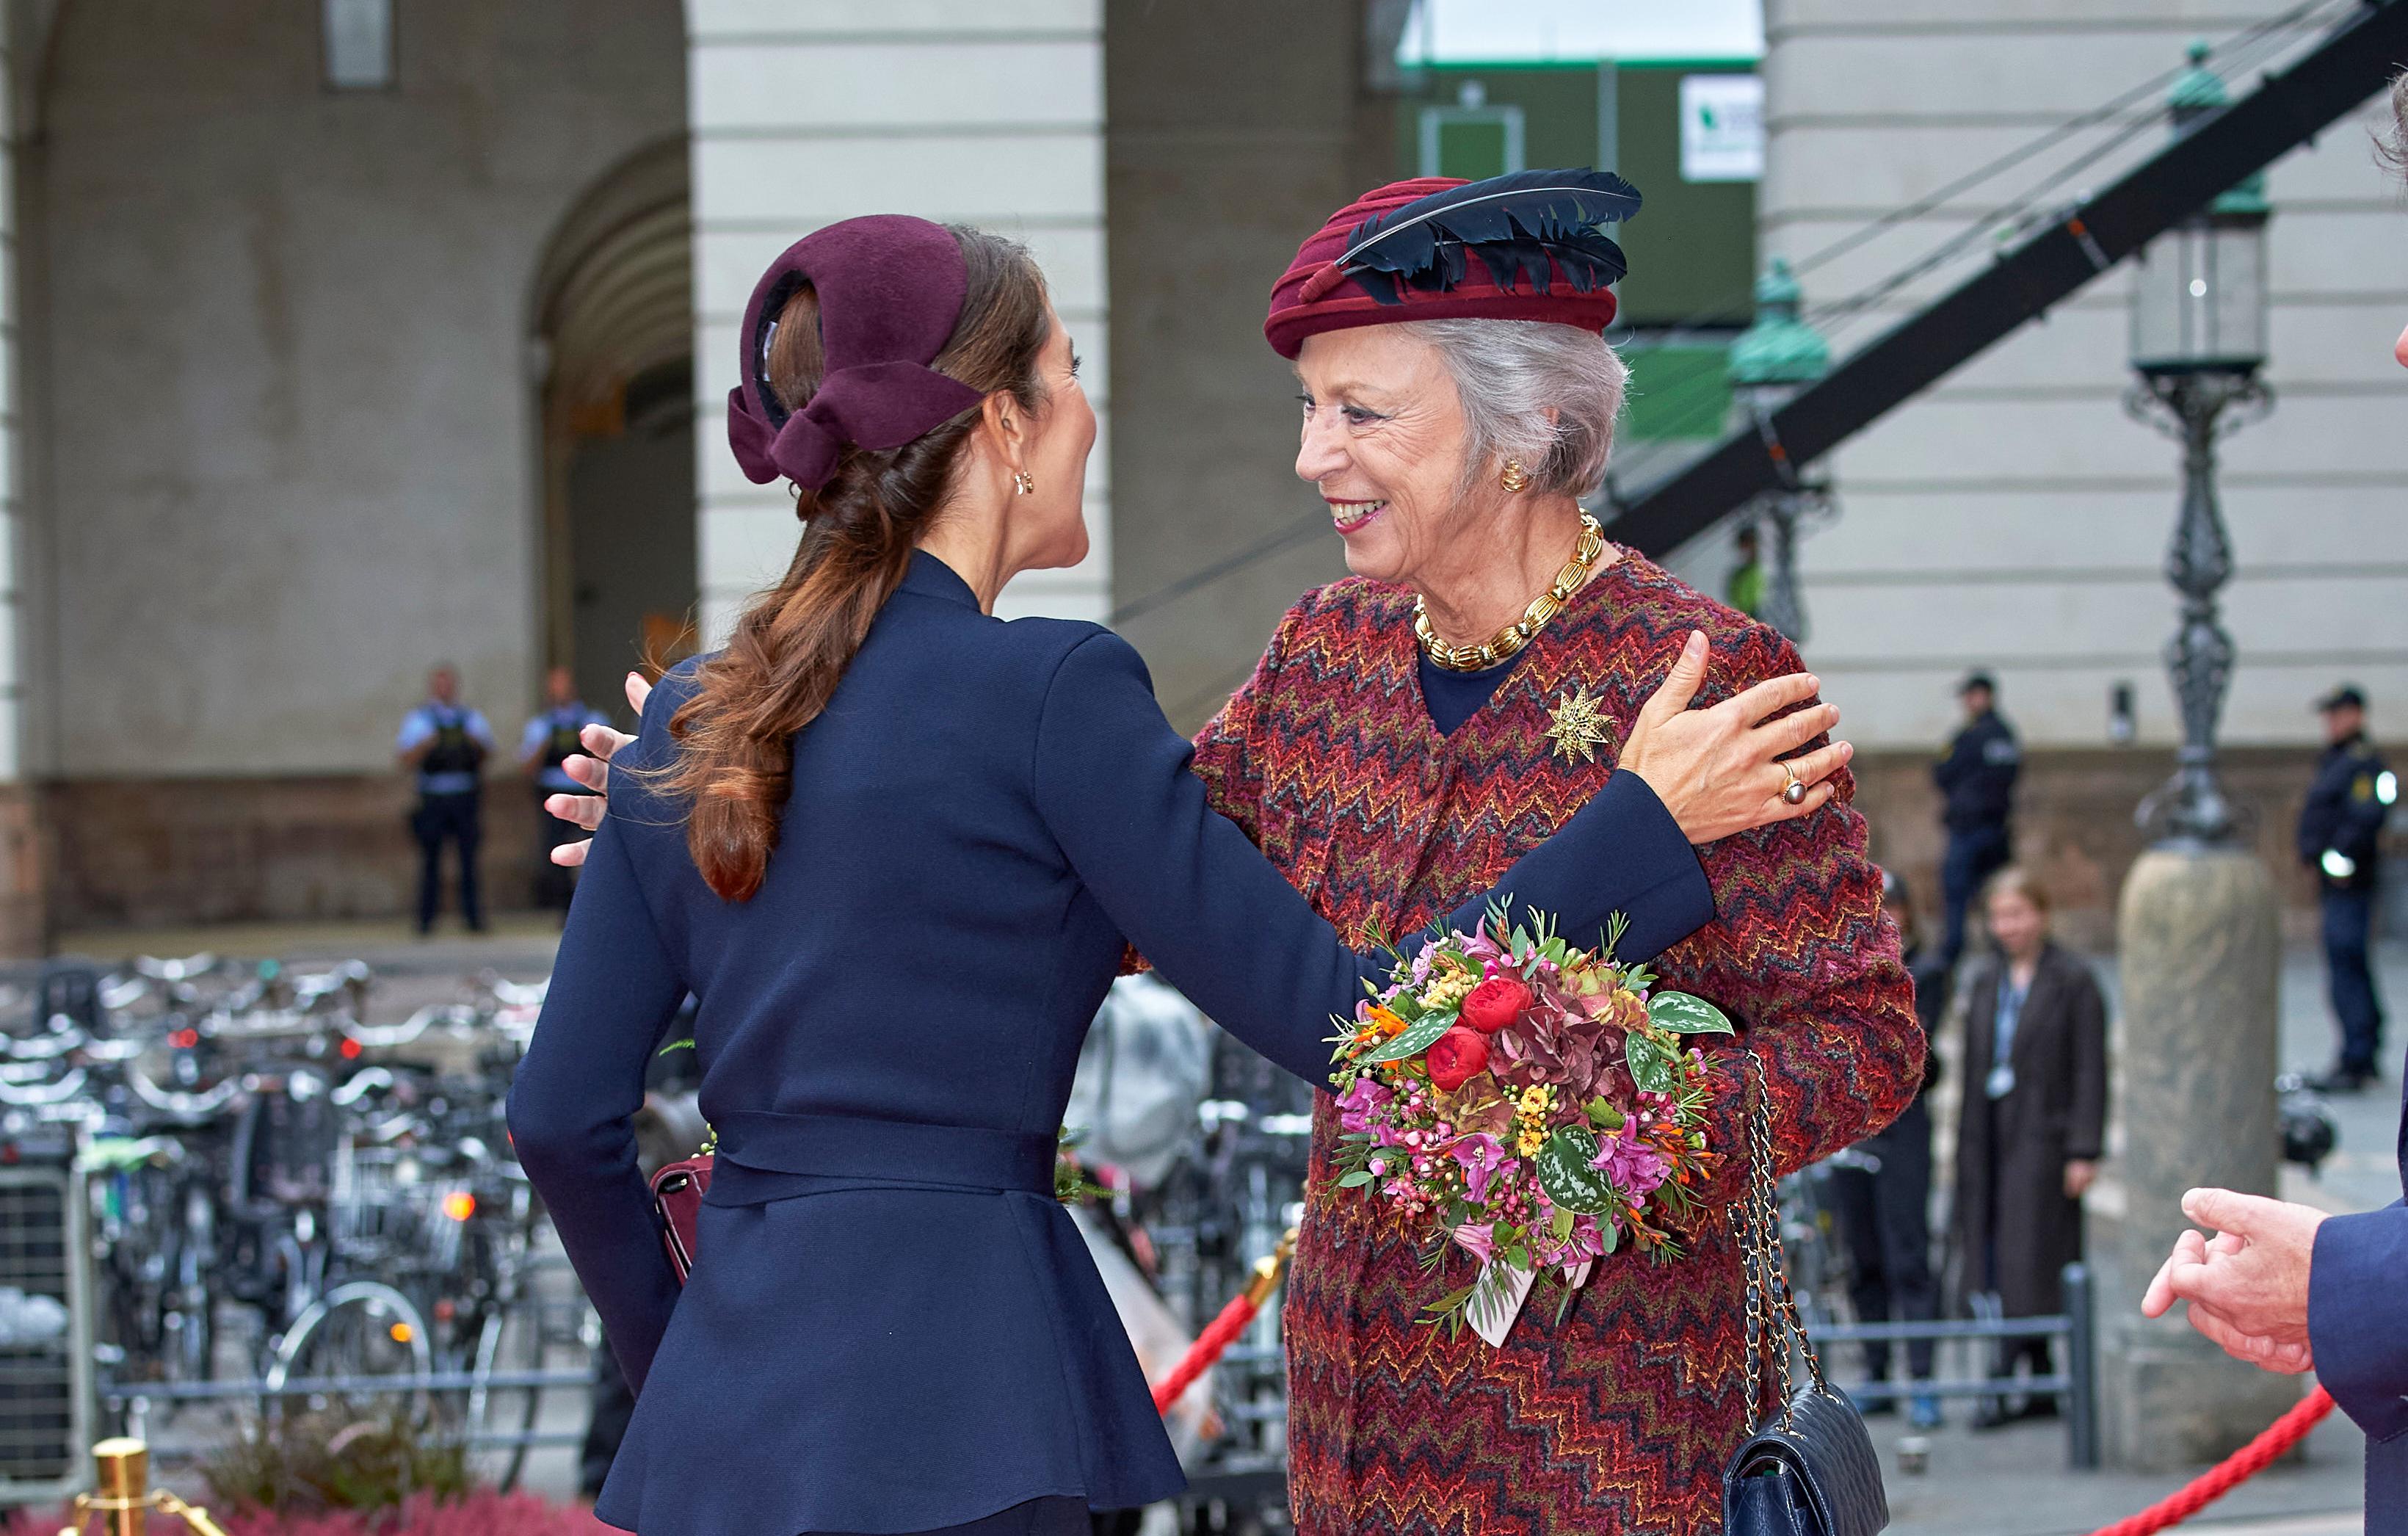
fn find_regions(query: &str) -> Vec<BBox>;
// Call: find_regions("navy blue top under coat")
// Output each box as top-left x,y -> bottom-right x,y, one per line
507,551 -> 1713,1535
1418,651 -> 1525,735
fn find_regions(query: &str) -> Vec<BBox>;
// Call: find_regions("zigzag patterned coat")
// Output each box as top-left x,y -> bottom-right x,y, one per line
1192,551 -> 1923,1535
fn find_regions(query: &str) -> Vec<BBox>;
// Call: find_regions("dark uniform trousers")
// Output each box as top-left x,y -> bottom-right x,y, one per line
413,791 -> 483,932
2299,732 -> 2390,1076
1829,1095 -> 1938,1383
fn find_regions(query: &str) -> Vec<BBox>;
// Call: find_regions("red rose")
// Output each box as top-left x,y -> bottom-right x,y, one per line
1425,1026 -> 1490,1091
1460,974 -> 1533,1035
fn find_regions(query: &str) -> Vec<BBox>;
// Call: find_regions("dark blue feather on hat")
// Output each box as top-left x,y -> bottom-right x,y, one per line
1330,168 -> 1642,305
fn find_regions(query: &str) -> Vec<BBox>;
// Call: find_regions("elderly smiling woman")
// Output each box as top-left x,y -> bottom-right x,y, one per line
1189,173 -> 1924,1533
552,173 -> 1922,1534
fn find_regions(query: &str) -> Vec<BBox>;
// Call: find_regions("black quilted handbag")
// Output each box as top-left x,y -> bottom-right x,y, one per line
1722,1051 -> 1889,1536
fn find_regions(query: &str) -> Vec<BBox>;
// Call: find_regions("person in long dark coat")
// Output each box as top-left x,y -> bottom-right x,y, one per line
1952,866 -> 2108,1425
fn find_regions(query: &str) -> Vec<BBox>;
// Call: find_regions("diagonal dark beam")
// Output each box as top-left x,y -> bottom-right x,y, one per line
1616,0 -> 2408,557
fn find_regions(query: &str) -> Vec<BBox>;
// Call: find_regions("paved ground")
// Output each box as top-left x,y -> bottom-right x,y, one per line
51,916 -> 2406,1532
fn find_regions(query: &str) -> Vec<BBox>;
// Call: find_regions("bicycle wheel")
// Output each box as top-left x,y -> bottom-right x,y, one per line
467,1297 -> 546,1490
265,1280 -> 435,1424
161,1178 -> 219,1388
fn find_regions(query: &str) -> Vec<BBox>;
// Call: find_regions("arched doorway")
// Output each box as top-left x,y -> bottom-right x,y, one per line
532,139 -> 697,717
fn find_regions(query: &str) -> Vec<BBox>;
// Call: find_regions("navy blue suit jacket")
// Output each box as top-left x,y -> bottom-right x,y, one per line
2310,1093 -> 2408,1532
507,552 -> 1713,1535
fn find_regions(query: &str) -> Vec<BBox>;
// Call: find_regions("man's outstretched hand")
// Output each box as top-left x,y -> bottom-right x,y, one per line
2139,1187 -> 2324,1375
545,670 -> 650,867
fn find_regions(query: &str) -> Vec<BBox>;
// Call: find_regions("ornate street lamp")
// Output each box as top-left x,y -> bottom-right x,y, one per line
2123,42 -> 2274,845
1727,258 -> 1834,643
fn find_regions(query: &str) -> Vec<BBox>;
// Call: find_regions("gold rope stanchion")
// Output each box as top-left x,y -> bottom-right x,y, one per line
57,1439 -> 235,1536
1150,1226 -> 1298,1413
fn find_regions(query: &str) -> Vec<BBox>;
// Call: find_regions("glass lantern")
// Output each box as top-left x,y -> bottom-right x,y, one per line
2129,208 -> 2268,377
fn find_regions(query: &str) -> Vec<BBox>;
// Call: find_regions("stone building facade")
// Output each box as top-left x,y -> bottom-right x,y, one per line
0,0 -> 2393,944
1757,0 -> 2408,941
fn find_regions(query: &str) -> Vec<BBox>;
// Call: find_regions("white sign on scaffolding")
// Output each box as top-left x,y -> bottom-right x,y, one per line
1680,73 -> 1764,182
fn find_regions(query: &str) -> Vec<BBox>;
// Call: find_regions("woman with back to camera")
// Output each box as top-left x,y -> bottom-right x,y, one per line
1953,865 -> 2108,1428
504,214 -> 1851,1536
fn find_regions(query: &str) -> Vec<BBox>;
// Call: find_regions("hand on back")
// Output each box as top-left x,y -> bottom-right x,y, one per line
545,670 -> 649,867
1616,631 -> 1852,847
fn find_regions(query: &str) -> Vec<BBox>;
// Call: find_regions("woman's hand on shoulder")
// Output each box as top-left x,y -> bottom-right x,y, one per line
1614,630 -> 1852,847
544,671 -> 650,868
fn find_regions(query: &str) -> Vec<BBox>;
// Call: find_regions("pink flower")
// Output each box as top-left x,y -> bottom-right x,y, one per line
1451,1134 -> 1513,1205
1535,1211 -> 1607,1269
1454,1221 -> 1498,1264
1335,1075 -> 1392,1134
1589,1126 -> 1672,1199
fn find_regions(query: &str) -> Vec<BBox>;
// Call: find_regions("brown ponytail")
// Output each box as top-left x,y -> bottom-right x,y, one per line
656,227 -> 1051,901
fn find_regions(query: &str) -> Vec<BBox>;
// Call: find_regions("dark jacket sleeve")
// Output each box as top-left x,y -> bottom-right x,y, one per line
504,789 -> 689,1395
1033,631 -> 1713,1088
2310,1200 -> 2408,1443
1932,728 -> 1970,794
2061,953 -> 2109,1162
2334,750 -> 2392,864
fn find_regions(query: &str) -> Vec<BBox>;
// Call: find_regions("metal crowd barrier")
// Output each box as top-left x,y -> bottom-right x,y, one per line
1807,1261 -> 2099,1468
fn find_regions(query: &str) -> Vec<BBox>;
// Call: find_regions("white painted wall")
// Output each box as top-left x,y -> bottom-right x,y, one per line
1760,0 -> 2408,751
684,0 -> 1111,640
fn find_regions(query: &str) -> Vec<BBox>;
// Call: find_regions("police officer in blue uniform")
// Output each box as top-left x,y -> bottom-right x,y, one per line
396,664 -> 494,935
2300,684 -> 2396,1093
1934,670 -> 2021,966
521,665 -> 612,913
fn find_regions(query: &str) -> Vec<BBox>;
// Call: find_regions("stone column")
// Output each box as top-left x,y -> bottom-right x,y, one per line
2093,846 -> 2299,1468
686,0 -> 1111,644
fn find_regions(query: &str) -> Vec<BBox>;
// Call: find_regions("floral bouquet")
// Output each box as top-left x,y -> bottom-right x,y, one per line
1327,902 -> 1732,1345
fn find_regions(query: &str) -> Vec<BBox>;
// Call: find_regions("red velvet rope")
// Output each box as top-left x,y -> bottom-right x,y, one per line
2087,1386 -> 2335,1536
1151,1289 -> 1263,1414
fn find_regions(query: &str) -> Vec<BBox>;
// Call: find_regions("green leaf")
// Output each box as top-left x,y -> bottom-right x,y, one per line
1336,1169 -> 1377,1189
1424,1281 -> 1481,1319
1363,1007 -> 1459,1063
1584,1095 -> 1625,1131
1647,990 -> 1733,1035
1598,1217 -> 1621,1256
1551,1205 -> 1576,1242
655,1037 -> 696,1056
1388,990 -> 1427,1022
1534,1126 -> 1617,1216
1625,1031 -> 1678,1094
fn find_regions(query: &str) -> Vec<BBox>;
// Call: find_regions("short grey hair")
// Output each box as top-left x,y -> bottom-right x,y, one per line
1401,318 -> 1629,499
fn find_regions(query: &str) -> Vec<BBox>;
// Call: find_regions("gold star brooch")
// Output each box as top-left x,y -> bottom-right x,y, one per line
1545,684 -> 1616,766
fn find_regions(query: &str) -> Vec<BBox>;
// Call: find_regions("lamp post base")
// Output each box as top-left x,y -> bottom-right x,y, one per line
2094,845 -> 2302,1468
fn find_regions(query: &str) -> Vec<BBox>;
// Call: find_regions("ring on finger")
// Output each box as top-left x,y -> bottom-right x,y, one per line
1780,764 -> 1807,805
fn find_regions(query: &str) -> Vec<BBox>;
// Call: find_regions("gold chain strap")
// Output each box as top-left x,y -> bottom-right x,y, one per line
1412,515 -> 1606,673
1726,1048 -> 1828,1434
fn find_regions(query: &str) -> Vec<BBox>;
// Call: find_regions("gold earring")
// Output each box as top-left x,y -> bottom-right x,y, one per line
1499,460 -> 1530,493
1013,471 -> 1036,496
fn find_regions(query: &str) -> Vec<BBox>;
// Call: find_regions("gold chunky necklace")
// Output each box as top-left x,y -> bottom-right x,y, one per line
1413,513 -> 1608,673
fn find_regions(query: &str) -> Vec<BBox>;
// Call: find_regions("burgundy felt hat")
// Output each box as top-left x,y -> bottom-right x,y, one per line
1263,172 -> 1638,360
725,214 -> 988,490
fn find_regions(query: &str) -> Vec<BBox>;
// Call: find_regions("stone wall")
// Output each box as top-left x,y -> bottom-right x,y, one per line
1851,743 -> 2370,952
1103,1 -> 1385,726
1760,0 -> 2408,756
43,772 -> 546,931
23,0 -> 686,780
685,0 -> 1111,640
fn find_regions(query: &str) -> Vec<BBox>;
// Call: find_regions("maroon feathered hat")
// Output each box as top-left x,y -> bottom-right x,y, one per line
1263,169 -> 1642,360
725,214 -> 988,490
